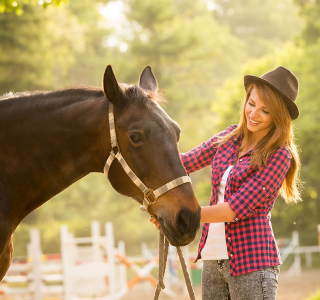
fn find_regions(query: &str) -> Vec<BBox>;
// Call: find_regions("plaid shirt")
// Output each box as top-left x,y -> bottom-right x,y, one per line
180,125 -> 292,276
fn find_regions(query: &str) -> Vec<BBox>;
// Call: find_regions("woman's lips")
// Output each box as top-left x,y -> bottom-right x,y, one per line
248,117 -> 261,126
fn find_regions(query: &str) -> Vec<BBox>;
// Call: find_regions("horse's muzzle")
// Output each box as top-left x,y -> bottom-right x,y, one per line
158,206 -> 201,246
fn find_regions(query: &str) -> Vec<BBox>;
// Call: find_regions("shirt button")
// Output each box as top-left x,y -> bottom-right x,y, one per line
235,218 -> 238,222
230,254 -> 233,257
240,159 -> 242,162
226,187 -> 228,190
263,187 -> 266,190
228,237 -> 231,240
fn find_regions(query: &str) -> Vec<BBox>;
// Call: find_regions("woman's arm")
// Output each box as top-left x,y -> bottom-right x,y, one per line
180,125 -> 238,174
150,202 -> 236,230
200,202 -> 236,223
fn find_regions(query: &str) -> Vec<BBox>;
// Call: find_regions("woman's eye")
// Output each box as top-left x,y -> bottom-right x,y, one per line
248,102 -> 255,106
262,110 -> 270,114
130,133 -> 143,143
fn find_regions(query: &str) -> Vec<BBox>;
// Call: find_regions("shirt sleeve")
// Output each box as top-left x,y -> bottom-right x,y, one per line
228,147 -> 292,222
180,125 -> 238,174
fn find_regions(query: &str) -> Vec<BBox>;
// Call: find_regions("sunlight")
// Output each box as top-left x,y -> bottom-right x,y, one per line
207,1 -> 218,11
98,1 -> 130,52
98,1 -> 127,31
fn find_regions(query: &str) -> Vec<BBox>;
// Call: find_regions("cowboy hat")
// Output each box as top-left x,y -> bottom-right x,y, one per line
244,66 -> 299,120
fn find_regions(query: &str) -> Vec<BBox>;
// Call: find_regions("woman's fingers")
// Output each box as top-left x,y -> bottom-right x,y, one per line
150,216 -> 161,230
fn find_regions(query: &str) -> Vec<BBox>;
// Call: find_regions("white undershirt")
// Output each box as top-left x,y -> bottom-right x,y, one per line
201,165 -> 233,260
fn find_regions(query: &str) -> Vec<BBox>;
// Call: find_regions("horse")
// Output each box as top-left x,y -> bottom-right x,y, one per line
0,65 -> 201,280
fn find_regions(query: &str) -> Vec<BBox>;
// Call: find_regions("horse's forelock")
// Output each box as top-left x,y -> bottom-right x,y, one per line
120,83 -> 166,106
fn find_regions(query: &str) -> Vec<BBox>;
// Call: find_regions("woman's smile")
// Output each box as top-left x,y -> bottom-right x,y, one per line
248,117 -> 261,126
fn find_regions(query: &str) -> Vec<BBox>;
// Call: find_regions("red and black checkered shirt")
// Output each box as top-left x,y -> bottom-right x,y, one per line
180,124 -> 292,276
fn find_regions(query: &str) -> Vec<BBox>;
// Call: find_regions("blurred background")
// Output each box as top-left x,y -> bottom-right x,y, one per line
0,0 -> 319,276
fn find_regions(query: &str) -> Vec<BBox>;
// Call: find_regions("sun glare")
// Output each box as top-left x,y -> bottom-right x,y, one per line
98,1 -> 130,52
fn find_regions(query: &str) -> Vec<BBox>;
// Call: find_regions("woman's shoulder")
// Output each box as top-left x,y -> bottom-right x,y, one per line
217,124 -> 238,138
225,124 -> 238,134
211,124 -> 238,145
271,145 -> 293,160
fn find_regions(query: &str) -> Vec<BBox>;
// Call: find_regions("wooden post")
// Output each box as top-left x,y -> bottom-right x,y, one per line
91,220 -> 101,262
60,225 -> 70,300
292,231 -> 301,275
30,228 -> 43,300
118,240 -> 127,290
106,222 -> 116,298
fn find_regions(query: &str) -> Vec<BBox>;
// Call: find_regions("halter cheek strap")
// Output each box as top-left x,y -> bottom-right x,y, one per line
103,103 -> 191,213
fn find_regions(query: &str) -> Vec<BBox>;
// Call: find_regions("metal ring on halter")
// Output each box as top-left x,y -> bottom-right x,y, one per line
144,189 -> 157,205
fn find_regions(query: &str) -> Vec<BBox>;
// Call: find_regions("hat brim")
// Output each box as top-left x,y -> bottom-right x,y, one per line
244,75 -> 299,120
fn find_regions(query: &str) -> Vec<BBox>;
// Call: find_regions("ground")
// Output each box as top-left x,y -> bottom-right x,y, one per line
121,269 -> 320,300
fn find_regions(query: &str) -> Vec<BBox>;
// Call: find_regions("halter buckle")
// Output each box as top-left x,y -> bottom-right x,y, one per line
144,189 -> 157,205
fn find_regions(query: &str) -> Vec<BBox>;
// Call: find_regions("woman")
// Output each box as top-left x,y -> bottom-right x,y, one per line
151,66 -> 301,300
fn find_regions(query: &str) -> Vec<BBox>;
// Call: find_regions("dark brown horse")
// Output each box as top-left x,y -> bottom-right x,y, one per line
0,65 -> 200,280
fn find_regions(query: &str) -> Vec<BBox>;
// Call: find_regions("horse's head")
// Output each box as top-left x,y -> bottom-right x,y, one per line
102,65 -> 201,246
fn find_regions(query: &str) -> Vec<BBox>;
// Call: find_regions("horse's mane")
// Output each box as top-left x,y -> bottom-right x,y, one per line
0,84 -> 166,106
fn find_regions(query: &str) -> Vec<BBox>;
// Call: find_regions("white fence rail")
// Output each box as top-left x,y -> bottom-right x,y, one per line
278,230 -> 320,276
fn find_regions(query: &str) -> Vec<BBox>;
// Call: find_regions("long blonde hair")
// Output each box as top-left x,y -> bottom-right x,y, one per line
221,83 -> 301,203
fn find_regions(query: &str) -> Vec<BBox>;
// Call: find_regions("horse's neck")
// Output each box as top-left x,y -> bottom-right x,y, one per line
0,92 -> 110,225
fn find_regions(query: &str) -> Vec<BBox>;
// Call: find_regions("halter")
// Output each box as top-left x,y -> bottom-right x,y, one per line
103,103 -> 191,213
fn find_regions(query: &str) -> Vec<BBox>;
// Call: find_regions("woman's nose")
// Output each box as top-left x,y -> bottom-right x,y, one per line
250,108 -> 259,118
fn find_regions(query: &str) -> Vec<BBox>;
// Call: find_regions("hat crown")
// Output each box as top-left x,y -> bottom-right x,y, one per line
260,66 -> 299,102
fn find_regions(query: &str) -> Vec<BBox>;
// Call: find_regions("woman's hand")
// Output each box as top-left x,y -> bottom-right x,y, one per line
150,216 -> 161,231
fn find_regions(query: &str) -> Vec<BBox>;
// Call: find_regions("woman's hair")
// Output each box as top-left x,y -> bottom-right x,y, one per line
220,82 -> 301,203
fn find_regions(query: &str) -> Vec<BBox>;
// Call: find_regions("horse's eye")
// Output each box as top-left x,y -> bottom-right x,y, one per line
130,133 -> 143,144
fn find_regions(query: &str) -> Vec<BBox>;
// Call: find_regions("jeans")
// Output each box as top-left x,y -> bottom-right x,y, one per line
202,260 -> 280,300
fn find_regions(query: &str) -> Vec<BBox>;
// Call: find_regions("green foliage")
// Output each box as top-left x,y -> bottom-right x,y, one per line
294,0 -> 320,45
212,0 -> 302,57
0,5 -> 85,94
0,0 -> 66,15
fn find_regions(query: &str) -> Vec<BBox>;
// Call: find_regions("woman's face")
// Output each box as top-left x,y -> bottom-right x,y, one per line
245,86 -> 274,140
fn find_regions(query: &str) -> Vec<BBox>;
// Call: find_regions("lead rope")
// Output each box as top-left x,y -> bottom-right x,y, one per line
140,206 -> 196,300
154,231 -> 196,300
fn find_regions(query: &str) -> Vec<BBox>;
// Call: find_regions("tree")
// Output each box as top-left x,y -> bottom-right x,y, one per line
0,5 -> 85,94
211,0 -> 302,57
294,0 -> 320,45
0,0 -> 65,15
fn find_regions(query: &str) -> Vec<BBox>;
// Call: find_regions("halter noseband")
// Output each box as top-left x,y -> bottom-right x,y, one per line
103,103 -> 191,213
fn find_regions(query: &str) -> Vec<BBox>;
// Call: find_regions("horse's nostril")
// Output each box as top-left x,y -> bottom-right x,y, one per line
176,208 -> 191,234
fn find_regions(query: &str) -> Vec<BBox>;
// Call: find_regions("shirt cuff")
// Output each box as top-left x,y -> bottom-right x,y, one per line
228,199 -> 254,222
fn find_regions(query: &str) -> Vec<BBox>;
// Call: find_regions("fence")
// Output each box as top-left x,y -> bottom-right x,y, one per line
0,221 -> 187,300
278,231 -> 320,276
1,226 -> 319,299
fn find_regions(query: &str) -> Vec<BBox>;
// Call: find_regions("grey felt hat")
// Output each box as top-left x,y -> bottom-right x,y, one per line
244,66 -> 299,120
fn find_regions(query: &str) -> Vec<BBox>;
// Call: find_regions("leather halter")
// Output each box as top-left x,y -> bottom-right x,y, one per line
103,103 -> 191,213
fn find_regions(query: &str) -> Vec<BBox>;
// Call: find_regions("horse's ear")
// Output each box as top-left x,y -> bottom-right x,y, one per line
139,66 -> 158,92
103,65 -> 122,107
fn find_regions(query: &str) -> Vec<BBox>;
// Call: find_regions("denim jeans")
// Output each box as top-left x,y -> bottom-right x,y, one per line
202,260 -> 280,300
